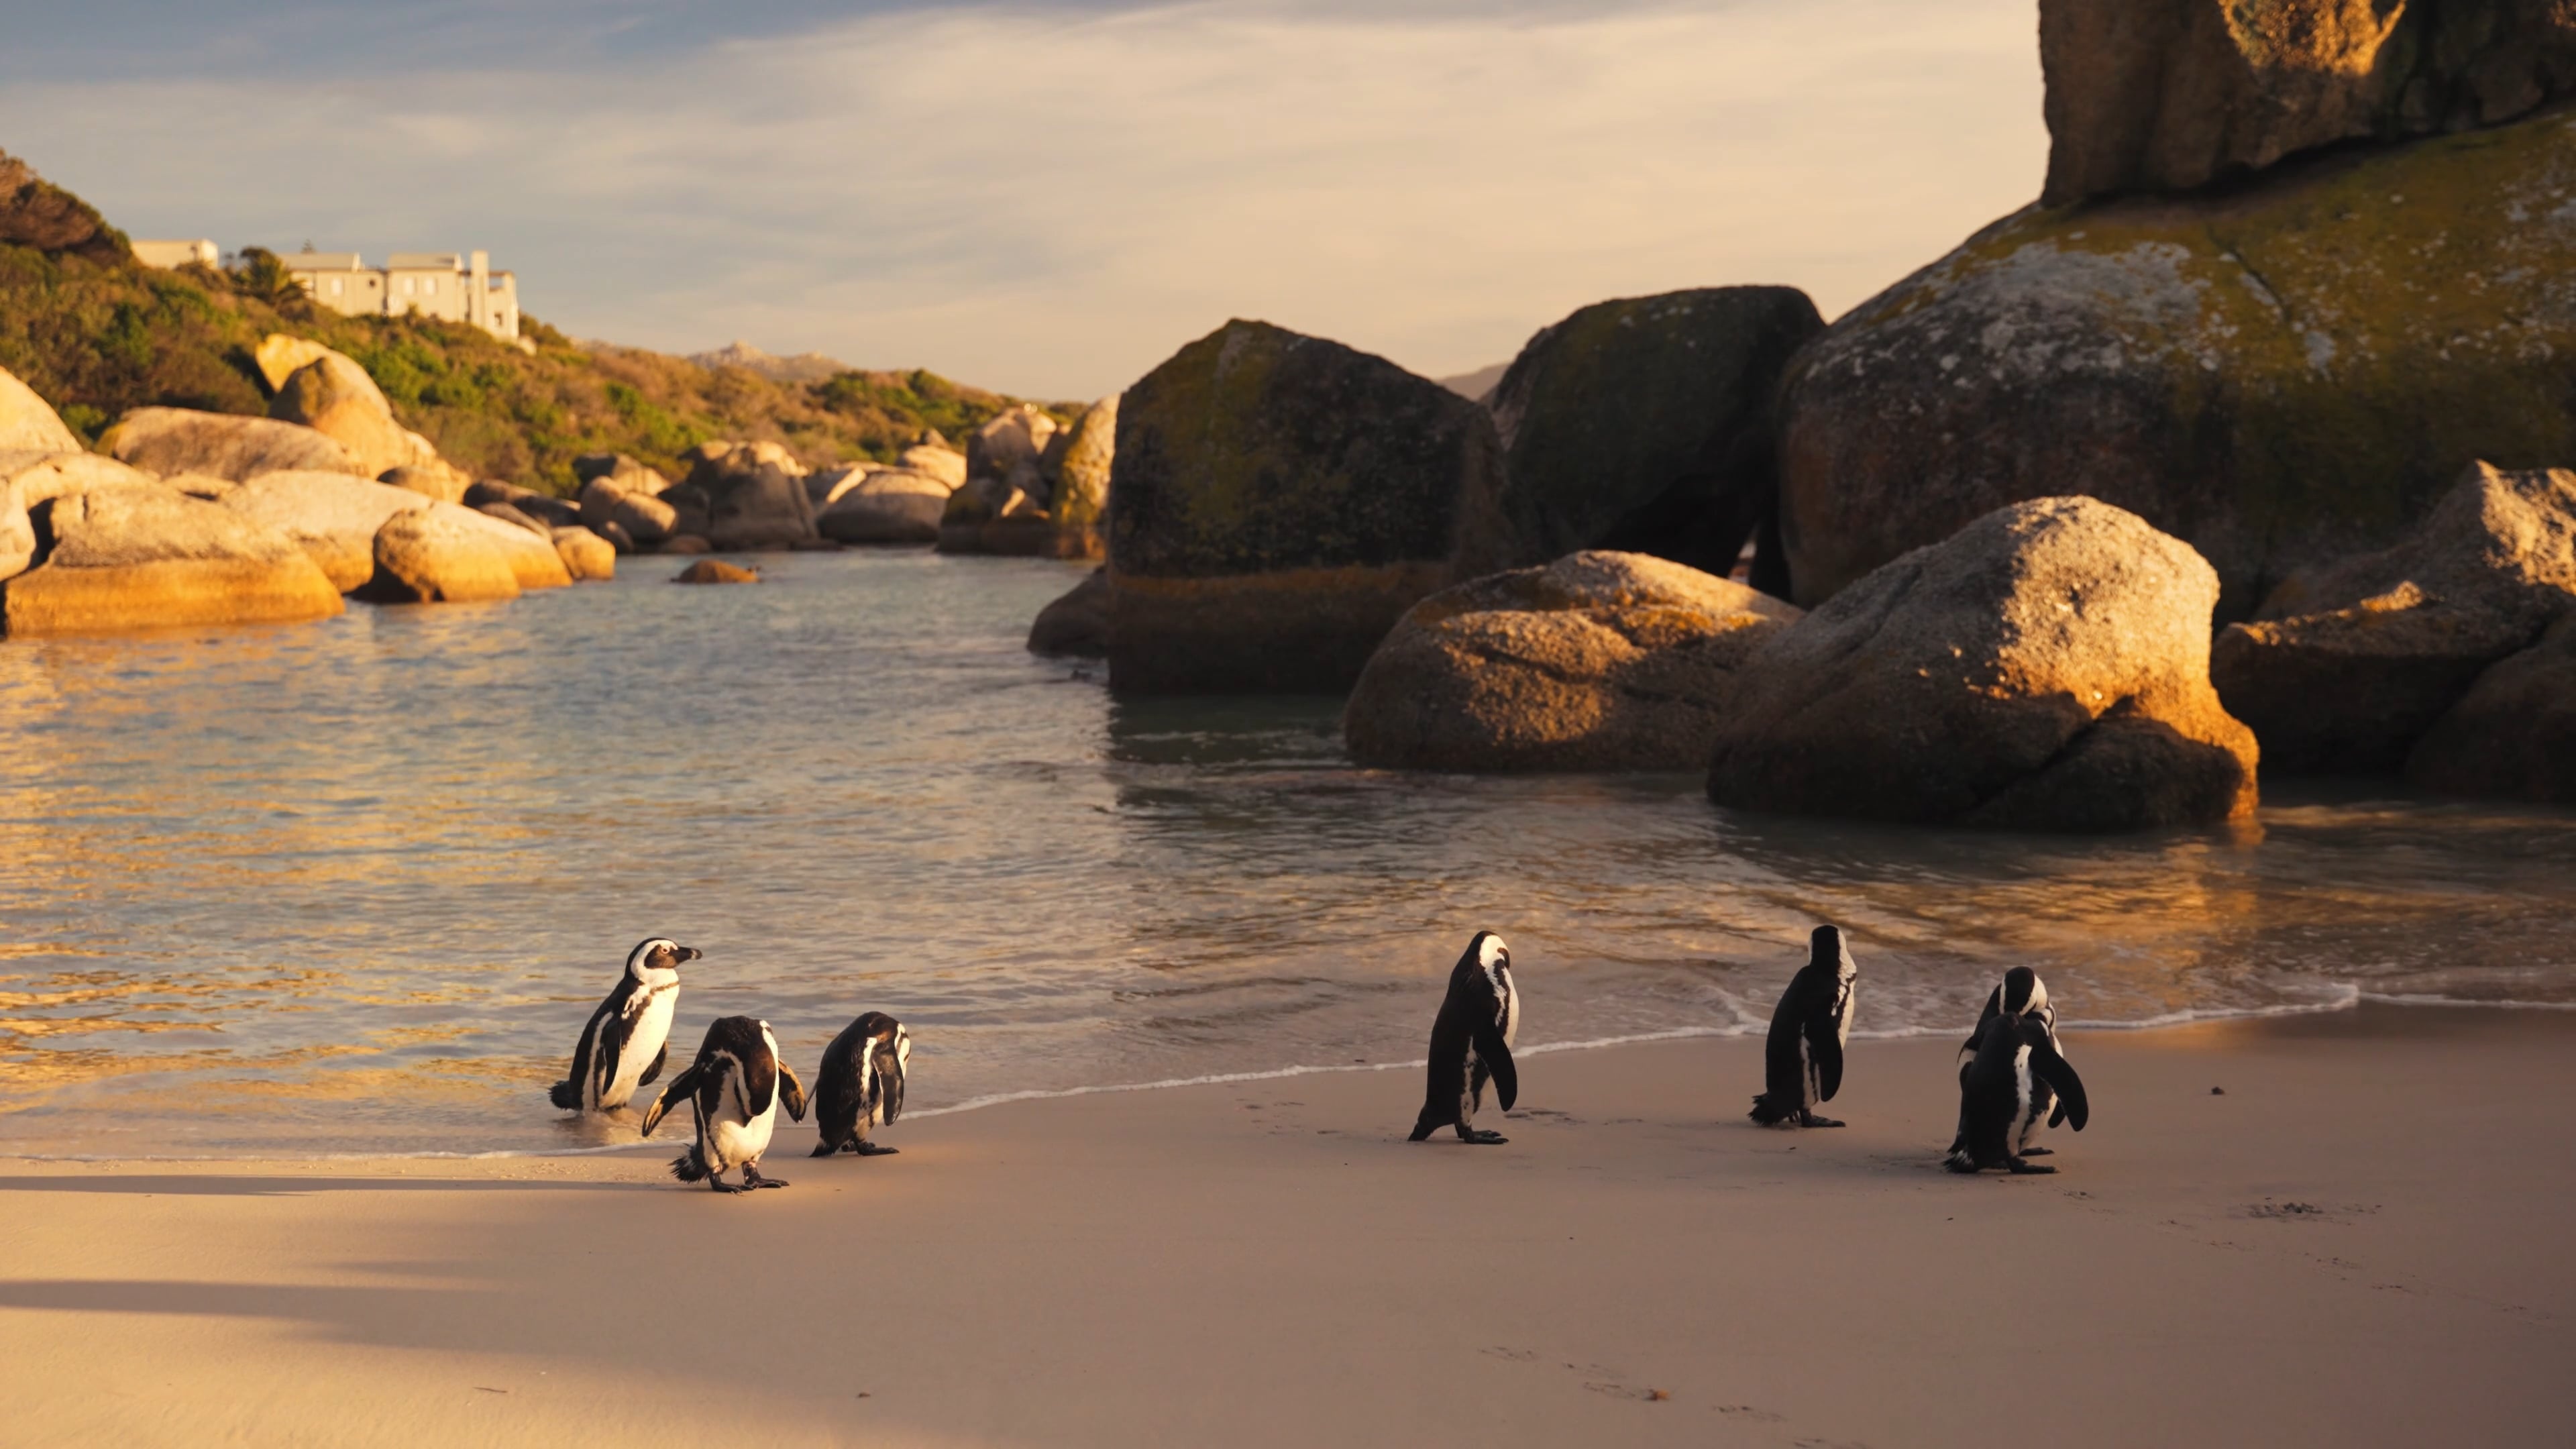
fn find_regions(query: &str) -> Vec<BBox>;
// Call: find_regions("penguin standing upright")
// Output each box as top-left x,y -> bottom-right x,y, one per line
811,1012 -> 911,1157
549,938 -> 701,1112
1407,932 -> 1519,1145
641,1016 -> 808,1193
1948,1012 -> 2088,1174
1951,966 -> 2068,1158
1748,925 -> 1858,1127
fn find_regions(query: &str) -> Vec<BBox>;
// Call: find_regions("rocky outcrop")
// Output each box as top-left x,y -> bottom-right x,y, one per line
0,481 -> 32,582
1049,395 -> 1116,554
269,351 -> 440,478
378,462 -> 470,504
363,504 -> 521,604
1705,497 -> 2259,832
551,526 -> 616,582
1345,551 -> 1803,771
937,474 -> 1077,557
2041,0 -> 2576,206
579,476 -> 679,547
5,452 -> 160,508
806,464 -> 879,510
572,453 -> 672,495
2212,462 -> 2576,772
1028,567 -> 1110,657
102,408 -> 366,482
818,470 -> 951,544
2407,616 -> 2576,802
478,501 -> 550,537
674,559 -> 758,584
1485,289 -> 1821,584
253,335 -> 334,393
1776,105 -> 2576,619
0,147 -> 127,264
3,485 -> 345,636
663,441 -> 817,550
902,443 -> 967,490
1,366 -> 80,454
217,470 -> 430,592
966,406 -> 1058,499
454,506 -> 574,591
1107,319 -> 1515,694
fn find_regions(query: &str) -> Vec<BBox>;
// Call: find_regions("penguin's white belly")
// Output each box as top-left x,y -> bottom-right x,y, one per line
706,1101 -> 776,1172
603,991 -> 678,1108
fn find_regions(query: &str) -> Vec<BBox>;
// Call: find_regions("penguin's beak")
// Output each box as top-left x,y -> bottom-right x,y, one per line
677,946 -> 703,963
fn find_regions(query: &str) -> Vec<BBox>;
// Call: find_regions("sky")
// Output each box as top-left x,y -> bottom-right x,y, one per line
0,0 -> 2048,400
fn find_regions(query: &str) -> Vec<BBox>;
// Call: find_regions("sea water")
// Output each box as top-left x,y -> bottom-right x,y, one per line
1,549 -> 2569,1159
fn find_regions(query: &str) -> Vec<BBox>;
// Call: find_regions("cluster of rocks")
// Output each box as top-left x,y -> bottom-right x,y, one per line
935,400 -> 1116,559
1,340 -> 616,637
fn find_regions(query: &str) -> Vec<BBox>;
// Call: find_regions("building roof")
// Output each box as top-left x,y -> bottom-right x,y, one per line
283,252 -> 364,270
385,252 -> 462,270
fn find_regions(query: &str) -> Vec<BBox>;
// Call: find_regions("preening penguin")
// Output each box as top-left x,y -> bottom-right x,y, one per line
1947,1012 -> 2088,1175
1748,925 -> 1858,1128
641,1016 -> 808,1193
1951,967 -> 2068,1158
1407,932 -> 1520,1145
811,1012 -> 911,1158
548,938 -> 700,1112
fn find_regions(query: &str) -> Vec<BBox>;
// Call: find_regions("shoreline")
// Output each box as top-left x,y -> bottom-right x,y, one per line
4,1002 -> 2568,1446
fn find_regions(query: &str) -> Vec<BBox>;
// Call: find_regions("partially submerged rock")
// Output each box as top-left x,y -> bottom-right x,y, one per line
674,558 -> 758,584
1107,319 -> 1515,694
579,475 -> 679,546
3,485 -> 345,636
217,470 -> 430,592
966,406 -> 1059,500
362,502 -> 522,604
664,441 -> 816,550
1485,288 -> 1821,582
2212,462 -> 2576,771
818,470 -> 950,544
1028,567 -> 1110,657
2407,616 -> 2576,804
1705,497 -> 2259,831
551,525 -> 616,582
1345,551 -> 1803,771
102,407 -> 366,482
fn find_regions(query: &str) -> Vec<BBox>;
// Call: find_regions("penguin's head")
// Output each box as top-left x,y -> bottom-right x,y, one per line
2000,966 -> 2047,1017
1811,924 -> 1857,983
1467,931 -> 1512,996
626,937 -> 703,979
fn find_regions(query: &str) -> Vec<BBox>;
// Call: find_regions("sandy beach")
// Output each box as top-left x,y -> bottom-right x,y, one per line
0,1004 -> 2565,1448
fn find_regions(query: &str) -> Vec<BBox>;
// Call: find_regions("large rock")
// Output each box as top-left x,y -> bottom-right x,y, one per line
902,443 -> 967,490
1049,395 -> 1117,556
452,506 -> 574,590
663,441 -> 817,550
269,352 -> 439,478
2041,0 -> 2576,207
579,476 -> 679,545
1485,288 -> 1823,583
102,407 -> 366,482
217,470 -> 431,592
966,406 -> 1059,501
253,335 -> 334,393
806,464 -> 879,510
1778,105 -> 2576,620
1345,551 -> 1803,771
818,470 -> 950,544
2,485 -> 344,636
2406,616 -> 2576,802
551,526 -> 616,582
936,474 -> 1077,557
1028,567 -> 1110,657
0,480 -> 32,582
378,461 -> 470,504
362,503 -> 523,604
5,452 -> 159,508
1705,497 -> 2259,831
0,366 -> 80,454
572,453 -> 672,495
2211,462 -> 2576,772
1107,319 -> 1515,694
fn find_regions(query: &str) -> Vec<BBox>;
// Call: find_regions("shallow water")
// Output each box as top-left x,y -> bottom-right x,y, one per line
1,549 -> 2570,1159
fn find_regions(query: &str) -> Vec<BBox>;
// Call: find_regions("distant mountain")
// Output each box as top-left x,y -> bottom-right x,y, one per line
688,339 -> 851,384
1437,362 -> 1507,402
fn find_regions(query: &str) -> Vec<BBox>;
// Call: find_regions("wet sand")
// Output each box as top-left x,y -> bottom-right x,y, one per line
1,1004 -> 2567,1447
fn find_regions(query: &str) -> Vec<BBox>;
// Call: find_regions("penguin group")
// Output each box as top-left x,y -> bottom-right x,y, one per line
1399,924 -> 2093,1175
551,938 -> 912,1194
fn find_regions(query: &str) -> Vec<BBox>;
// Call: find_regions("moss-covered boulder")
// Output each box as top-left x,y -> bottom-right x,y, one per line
1050,394 -> 1117,554
1486,288 -> 1821,584
2041,0 -> 2576,206
1028,566 -> 1110,657
1344,551 -> 1802,771
1778,105 -> 2576,619
1107,319 -> 1514,694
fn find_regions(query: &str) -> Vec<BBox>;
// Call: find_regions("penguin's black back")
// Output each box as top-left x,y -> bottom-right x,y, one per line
814,1012 -> 901,1150
551,973 -> 645,1110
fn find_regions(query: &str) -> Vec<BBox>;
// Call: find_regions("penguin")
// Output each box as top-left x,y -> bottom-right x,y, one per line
1747,924 -> 1858,1127
641,1016 -> 808,1193
548,938 -> 700,1112
810,1012 -> 911,1158
1950,966 -> 2068,1157
1947,1011 -> 2088,1174
1407,931 -> 1519,1145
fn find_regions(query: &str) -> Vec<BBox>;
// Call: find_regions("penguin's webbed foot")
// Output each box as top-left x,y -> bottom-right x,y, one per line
2006,1158 -> 2057,1175
1459,1129 -> 1509,1145
853,1142 -> 900,1157
708,1179 -> 745,1194
1944,1156 -> 1982,1175
1799,1112 -> 1845,1128
743,1165 -> 789,1189
810,1140 -> 840,1157
2019,1146 -> 2054,1157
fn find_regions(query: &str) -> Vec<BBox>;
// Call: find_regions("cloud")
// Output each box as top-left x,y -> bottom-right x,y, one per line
0,0 -> 2044,398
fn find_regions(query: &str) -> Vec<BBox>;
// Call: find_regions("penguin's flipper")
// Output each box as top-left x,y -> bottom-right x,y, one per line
639,1066 -> 702,1137
638,1044 -> 667,1089
1471,1020 -> 1518,1113
1804,1012 -> 1845,1103
873,1042 -> 906,1125
2031,1044 -> 2088,1132
777,1060 -> 810,1123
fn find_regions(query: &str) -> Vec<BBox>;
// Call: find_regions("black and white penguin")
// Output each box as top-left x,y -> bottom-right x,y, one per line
1747,924 -> 1858,1127
1947,1011 -> 2088,1174
548,937 -> 700,1112
810,1012 -> 911,1158
640,1016 -> 808,1193
1407,932 -> 1520,1144
1950,966 -> 2068,1157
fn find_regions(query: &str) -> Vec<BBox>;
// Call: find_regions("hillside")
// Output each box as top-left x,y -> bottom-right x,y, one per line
0,148 -> 1078,494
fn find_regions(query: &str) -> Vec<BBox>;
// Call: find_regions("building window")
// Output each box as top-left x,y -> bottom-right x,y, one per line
425,276 -> 437,294
401,277 -> 414,295
329,277 -> 343,296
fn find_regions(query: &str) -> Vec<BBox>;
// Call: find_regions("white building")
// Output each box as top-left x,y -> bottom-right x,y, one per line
130,238 -> 219,268
279,248 -> 522,341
